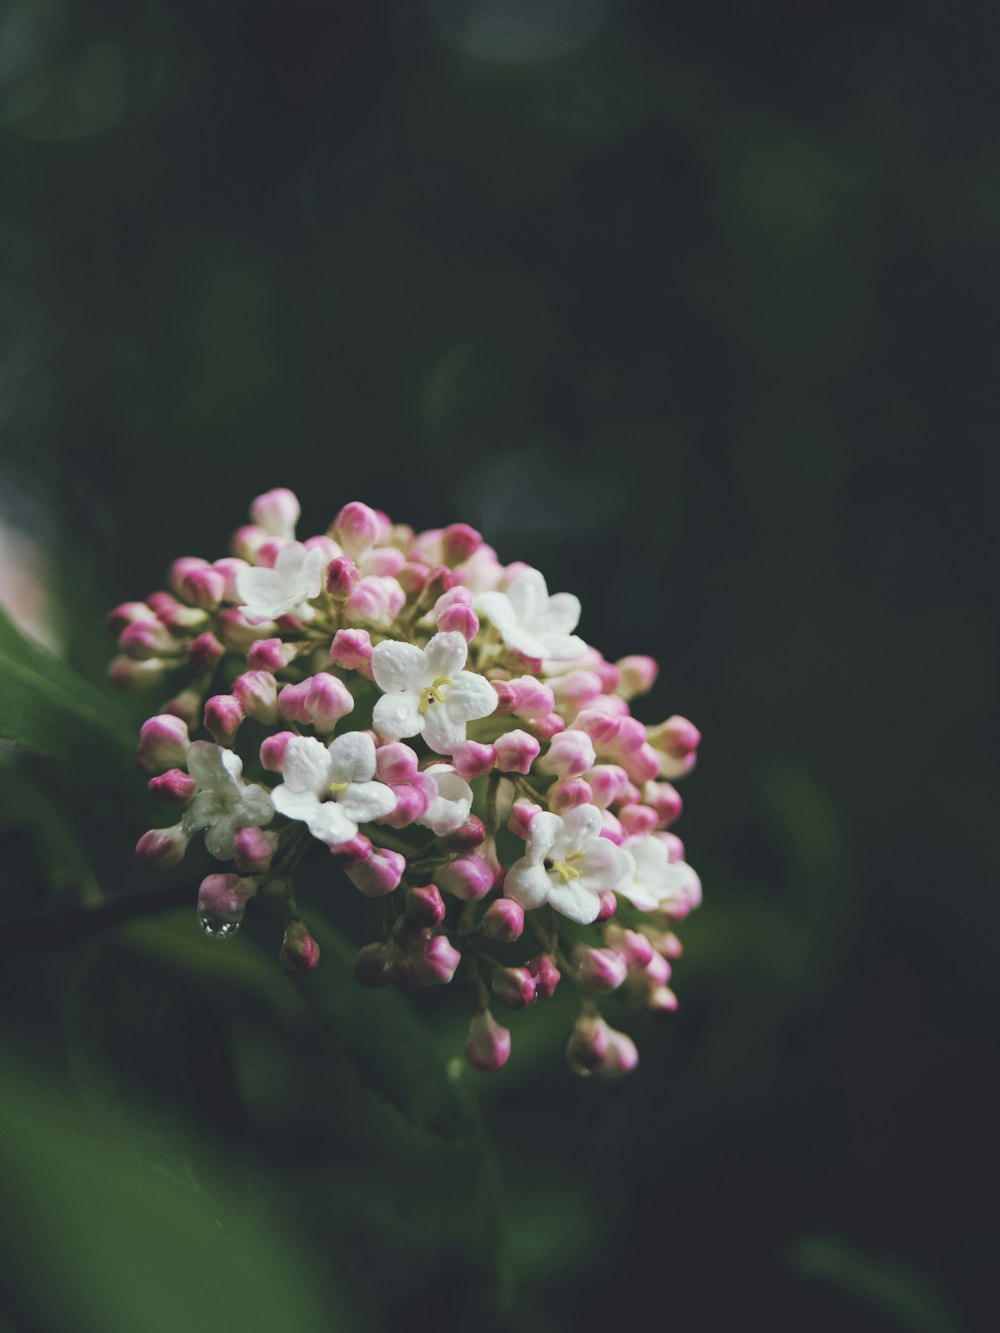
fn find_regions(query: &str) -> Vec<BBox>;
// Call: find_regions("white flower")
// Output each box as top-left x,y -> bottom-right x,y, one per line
418,764 -> 473,835
182,741 -> 274,859
504,804 -> 628,924
236,542 -> 325,623
476,568 -> 586,664
271,732 -> 396,846
371,631 -> 497,754
618,835 -> 702,915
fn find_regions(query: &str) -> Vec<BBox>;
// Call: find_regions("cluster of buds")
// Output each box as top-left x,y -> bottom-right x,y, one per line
112,490 -> 702,1077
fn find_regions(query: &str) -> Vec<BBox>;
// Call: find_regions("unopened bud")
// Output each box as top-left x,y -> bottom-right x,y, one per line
326,555 -> 360,599
406,884 -> 446,927
344,846 -> 405,896
204,694 -> 243,746
492,965 -> 537,1010
437,853 -> 493,901
451,741 -> 496,780
441,523 -> 483,567
251,487 -> 300,539
493,729 -> 540,774
481,898 -> 525,943
615,655 -> 659,700
136,823 -> 190,870
575,945 -> 628,993
329,627 -> 373,676
232,670 -> 279,725
137,715 -> 190,774
466,1009 -> 511,1072
233,825 -> 278,873
189,632 -> 225,674
197,872 -> 256,937
528,954 -> 561,998
247,637 -> 295,672
147,769 -> 196,806
280,917 -> 321,977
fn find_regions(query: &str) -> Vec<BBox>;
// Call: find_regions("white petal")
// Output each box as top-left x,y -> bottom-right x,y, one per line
444,671 -> 497,723
557,803 -> 603,850
186,740 -> 230,789
423,631 -> 468,679
234,785 -> 274,828
204,816 -> 240,861
326,731 -> 378,784
272,785 -> 322,823
545,592 -> 581,635
422,705 -> 466,754
545,879 -> 601,924
504,858 -> 553,911
475,590 -> 520,638
524,810 -> 560,861
236,565 -> 282,613
281,736 -> 332,795
336,780 -> 397,824
506,568 -> 548,625
307,802 -> 357,846
419,767 -> 473,834
372,691 -> 424,741
371,640 -> 428,694
182,790 -> 220,834
301,546 -> 325,598
539,632 -> 588,662
575,838 -> 629,895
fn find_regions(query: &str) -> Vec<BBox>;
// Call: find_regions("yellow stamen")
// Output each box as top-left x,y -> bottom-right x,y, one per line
419,675 -> 451,714
327,780 -> 350,796
550,859 -> 580,883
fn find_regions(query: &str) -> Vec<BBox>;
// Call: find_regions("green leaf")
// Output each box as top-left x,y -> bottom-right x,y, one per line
0,605 -> 134,768
0,1051 -> 345,1333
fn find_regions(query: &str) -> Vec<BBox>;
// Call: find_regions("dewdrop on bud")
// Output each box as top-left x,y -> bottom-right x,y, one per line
147,769 -> 195,806
280,917 -> 321,977
136,715 -> 190,774
481,898 -> 525,942
232,670 -> 279,725
136,824 -> 190,869
616,655 -> 659,700
197,873 -> 256,938
466,1009 -> 511,1072
326,556 -> 359,600
574,945 -> 628,993
492,966 -> 537,1010
204,694 -> 243,746
233,825 -> 277,874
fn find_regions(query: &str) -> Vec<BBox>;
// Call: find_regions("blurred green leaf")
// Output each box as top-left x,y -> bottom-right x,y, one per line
788,1235 -> 963,1333
0,605 -> 133,767
0,1052 -> 342,1333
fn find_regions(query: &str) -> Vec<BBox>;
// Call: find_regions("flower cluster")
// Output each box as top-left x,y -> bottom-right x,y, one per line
111,490 -> 702,1076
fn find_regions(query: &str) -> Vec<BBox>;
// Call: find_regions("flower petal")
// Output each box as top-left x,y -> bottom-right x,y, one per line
556,802 -> 603,849
272,785 -> 322,823
307,802 -> 357,846
540,632 -> 588,662
186,740 -> 233,788
373,691 -> 424,740
422,704 -> 466,754
575,838 -> 629,895
326,731 -> 378,784
475,590 -> 519,638
504,858 -> 553,911
234,785 -> 274,828
281,736 -> 332,795
444,671 -> 497,723
545,879 -> 601,924
204,816 -> 240,861
545,592 -> 581,635
337,780 -> 397,824
506,568 -> 548,624
524,810 -> 560,861
423,631 -> 468,679
371,640 -> 428,694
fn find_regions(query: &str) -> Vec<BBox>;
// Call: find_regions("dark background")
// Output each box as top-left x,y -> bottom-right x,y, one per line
1,2 -> 997,1330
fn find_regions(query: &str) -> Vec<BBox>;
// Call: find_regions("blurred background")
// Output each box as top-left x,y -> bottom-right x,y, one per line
1,1 -> 997,1329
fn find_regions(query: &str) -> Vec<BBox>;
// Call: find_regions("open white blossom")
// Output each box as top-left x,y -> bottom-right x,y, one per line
476,568 -> 586,664
504,804 -> 628,924
371,631 -> 496,754
182,741 -> 274,859
236,542 -> 324,623
271,732 -> 396,846
618,835 -> 703,915
418,764 -> 473,835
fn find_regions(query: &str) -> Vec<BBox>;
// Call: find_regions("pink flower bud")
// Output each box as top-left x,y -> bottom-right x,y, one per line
491,679 -> 521,714
641,781 -> 683,827
329,627 -> 374,676
355,941 -> 394,987
279,922 -> 320,978
573,707 -> 622,748
233,826 -> 278,874
566,1015 -> 611,1075
604,925 -> 655,969
219,607 -> 277,649
375,741 -> 420,784
212,557 -> 248,602
481,898 -> 524,943
435,816 -> 486,854
527,954 -> 561,998
616,654 -> 659,700
344,846 -> 405,896
109,655 -> 167,691
437,853 -> 493,901
397,561 -> 430,597
251,487 -> 300,538
119,618 -> 177,661
644,928 -> 683,959
621,743 -> 660,784
197,872 -> 256,936
599,1026 -> 640,1077
585,764 -> 628,809
333,833 -> 373,868
346,575 -> 405,625
326,555 -> 360,599
365,546 -> 406,577
441,523 -> 483,566
147,769 -> 196,805
536,729 -> 597,779
412,934 -> 461,986
231,524 -> 269,562
647,715 -> 701,779
107,601 -> 157,634
169,556 -> 209,598
575,945 -> 628,992
254,538 -> 283,569
596,889 -> 618,920
199,694 -> 240,746
136,823 -> 189,869
551,670 -> 603,717
259,730 -> 295,772
281,673 -> 354,733
383,780 -> 431,828
451,741 -> 496,780
232,670 -> 279,725
137,714 -> 190,774
424,565 -> 456,602
406,884 -> 446,927
466,1009 -> 511,1072
247,637 -> 295,672
436,601 -> 479,640
160,688 -> 200,730
593,660 -> 622,693
182,566 -> 226,611
493,730 -> 540,774
508,677 -> 554,721
508,799 -> 542,840
532,713 -> 566,742
146,591 -> 207,633
185,633 -> 221,675
549,779 -> 593,813
619,803 -> 659,836
492,965 -> 537,1010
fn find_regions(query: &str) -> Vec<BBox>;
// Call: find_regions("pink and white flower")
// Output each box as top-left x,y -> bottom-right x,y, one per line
617,834 -> 702,916
235,542 -> 325,623
182,741 -> 274,859
271,732 -> 396,847
476,567 -> 587,665
504,804 -> 628,924
371,630 -> 496,753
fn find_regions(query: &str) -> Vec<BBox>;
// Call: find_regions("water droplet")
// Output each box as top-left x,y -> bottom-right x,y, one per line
197,908 -> 243,938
